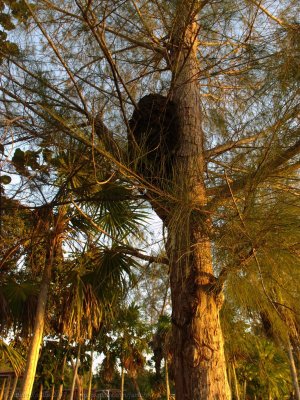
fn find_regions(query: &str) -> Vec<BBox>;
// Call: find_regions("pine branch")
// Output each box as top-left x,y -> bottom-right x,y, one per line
208,136 -> 300,208
205,133 -> 262,160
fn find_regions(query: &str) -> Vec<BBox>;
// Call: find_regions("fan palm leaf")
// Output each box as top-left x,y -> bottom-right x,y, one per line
83,246 -> 138,298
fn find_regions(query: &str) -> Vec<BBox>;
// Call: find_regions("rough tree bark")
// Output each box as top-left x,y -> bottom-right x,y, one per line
164,3 -> 231,399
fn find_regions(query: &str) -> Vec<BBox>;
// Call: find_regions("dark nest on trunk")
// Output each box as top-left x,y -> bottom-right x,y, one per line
129,94 -> 179,190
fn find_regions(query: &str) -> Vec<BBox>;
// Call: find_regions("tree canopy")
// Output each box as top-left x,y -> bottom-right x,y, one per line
0,1 -> 299,399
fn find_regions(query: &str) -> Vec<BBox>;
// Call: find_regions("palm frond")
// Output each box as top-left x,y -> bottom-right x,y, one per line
88,183 -> 147,240
0,278 -> 39,334
0,339 -> 25,376
83,246 -> 139,299
58,271 -> 103,341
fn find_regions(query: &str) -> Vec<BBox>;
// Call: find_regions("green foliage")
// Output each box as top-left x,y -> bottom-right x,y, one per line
12,148 -> 41,176
84,246 -> 138,294
238,338 -> 291,399
0,0 -> 299,397
0,174 -> 11,184
0,278 -> 39,335
222,302 -> 293,399
98,303 -> 150,385
57,270 -> 103,341
0,196 -> 30,274
0,29 -> 19,58
276,25 -> 300,90
0,338 -> 25,375
93,183 -> 147,239
0,0 -> 30,61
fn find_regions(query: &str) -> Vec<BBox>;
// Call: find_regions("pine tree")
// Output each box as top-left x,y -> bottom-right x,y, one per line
0,1 -> 299,398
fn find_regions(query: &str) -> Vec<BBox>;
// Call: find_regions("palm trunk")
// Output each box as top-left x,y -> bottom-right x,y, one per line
19,250 -> 52,400
232,362 -> 240,400
287,338 -> 300,400
3,377 -> 11,400
70,344 -> 81,400
131,377 -> 143,400
8,375 -> 18,400
120,366 -> 125,400
38,383 -> 43,400
76,375 -> 83,400
242,381 -> 247,400
165,358 -> 170,400
165,3 -> 231,399
57,354 -> 67,400
50,384 -> 55,400
20,210 -> 66,400
87,349 -> 94,400
0,379 -> 6,400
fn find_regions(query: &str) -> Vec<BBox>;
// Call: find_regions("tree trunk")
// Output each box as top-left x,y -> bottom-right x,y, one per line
57,354 -> 67,400
268,393 -> 272,400
8,375 -> 18,400
131,377 -> 143,400
165,358 -> 170,400
50,384 -> 55,400
38,383 -> 43,400
70,344 -> 81,400
287,338 -> 300,400
0,379 -> 6,400
120,366 -> 124,400
3,377 -> 11,400
20,210 -> 66,400
242,381 -> 247,400
232,362 -> 240,400
87,349 -> 94,400
165,3 -> 231,399
19,251 -> 52,400
76,375 -> 83,400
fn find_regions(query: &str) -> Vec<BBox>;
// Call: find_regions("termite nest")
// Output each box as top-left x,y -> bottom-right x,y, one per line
129,93 -> 179,188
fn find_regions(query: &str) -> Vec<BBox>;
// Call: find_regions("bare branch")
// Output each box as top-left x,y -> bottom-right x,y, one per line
205,133 -> 262,160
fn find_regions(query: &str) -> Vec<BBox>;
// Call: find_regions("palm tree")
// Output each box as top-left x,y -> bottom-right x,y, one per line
106,304 -> 150,400
151,315 -> 172,399
1,122 -> 149,397
0,339 -> 25,400
19,207 -> 68,400
259,293 -> 300,400
0,340 -> 25,375
221,301 -> 293,399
